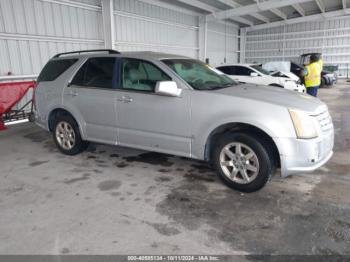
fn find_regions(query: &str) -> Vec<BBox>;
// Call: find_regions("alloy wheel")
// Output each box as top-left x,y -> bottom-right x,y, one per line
219,142 -> 260,184
55,121 -> 76,150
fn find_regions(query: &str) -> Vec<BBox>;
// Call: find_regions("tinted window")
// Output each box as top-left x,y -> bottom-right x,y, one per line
250,65 -> 269,75
291,62 -> 303,72
235,66 -> 253,76
121,58 -> 170,92
37,59 -> 77,82
216,66 -> 236,75
71,57 -> 116,89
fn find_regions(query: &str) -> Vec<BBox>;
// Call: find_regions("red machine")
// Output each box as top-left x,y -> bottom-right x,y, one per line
0,80 -> 36,130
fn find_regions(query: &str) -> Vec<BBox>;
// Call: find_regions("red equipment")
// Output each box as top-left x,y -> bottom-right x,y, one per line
0,81 -> 36,131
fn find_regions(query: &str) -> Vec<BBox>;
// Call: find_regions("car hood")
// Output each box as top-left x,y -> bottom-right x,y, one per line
263,74 -> 294,84
213,83 -> 325,113
280,71 -> 299,81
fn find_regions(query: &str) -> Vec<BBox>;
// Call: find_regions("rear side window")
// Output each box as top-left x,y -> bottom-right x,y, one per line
217,66 -> 236,75
71,57 -> 116,89
37,59 -> 77,82
235,66 -> 253,76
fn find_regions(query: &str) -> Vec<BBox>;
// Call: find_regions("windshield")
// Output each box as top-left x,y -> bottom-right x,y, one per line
162,59 -> 236,90
251,65 -> 270,75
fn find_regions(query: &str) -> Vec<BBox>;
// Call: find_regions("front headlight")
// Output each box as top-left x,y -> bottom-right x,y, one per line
289,109 -> 318,139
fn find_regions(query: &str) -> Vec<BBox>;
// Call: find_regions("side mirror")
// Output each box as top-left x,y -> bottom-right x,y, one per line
250,72 -> 259,77
155,81 -> 181,97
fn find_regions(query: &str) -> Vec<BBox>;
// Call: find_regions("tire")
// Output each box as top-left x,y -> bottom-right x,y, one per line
212,133 -> 273,193
325,76 -> 330,86
53,114 -> 89,155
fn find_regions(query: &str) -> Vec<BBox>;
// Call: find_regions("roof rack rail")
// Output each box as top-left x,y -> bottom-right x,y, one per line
53,49 -> 120,58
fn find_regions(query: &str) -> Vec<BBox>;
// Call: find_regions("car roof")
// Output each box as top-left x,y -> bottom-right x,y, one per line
217,63 -> 258,67
121,51 -> 190,60
52,50 -> 190,61
300,53 -> 321,57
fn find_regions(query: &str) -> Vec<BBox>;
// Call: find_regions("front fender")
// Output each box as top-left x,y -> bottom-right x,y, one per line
190,101 -> 296,160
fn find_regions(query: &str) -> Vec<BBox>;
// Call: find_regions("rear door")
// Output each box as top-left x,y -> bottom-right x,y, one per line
115,58 -> 192,156
35,58 -> 78,124
63,57 -> 118,144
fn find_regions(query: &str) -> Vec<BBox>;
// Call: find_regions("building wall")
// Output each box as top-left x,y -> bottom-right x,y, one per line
244,16 -> 350,77
113,0 -> 198,58
207,21 -> 239,66
0,0 -> 104,76
113,0 -> 239,66
0,0 -> 240,76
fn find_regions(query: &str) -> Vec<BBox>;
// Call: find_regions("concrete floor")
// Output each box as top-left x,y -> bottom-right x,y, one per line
1,81 -> 350,256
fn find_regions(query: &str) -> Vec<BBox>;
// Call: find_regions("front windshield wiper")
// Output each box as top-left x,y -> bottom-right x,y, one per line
206,84 -> 233,90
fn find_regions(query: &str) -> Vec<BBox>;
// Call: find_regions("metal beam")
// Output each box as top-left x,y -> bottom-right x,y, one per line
229,17 -> 254,26
343,0 -> 347,9
270,8 -> 287,20
315,0 -> 325,13
250,13 -> 270,23
216,0 -> 270,23
246,8 -> 350,31
207,0 -> 311,21
176,0 -> 253,26
175,0 -> 217,13
292,4 -> 305,16
38,0 -> 101,11
136,0 -> 202,16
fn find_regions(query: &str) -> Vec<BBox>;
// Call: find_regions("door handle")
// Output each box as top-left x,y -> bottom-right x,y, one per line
117,96 -> 133,103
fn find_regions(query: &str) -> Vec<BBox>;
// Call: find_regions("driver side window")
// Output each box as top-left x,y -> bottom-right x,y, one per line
121,58 -> 171,92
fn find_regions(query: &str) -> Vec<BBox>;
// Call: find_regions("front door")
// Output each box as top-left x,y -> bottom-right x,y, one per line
63,57 -> 118,144
115,58 -> 191,157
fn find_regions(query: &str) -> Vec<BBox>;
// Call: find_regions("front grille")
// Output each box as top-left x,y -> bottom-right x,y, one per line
315,109 -> 333,132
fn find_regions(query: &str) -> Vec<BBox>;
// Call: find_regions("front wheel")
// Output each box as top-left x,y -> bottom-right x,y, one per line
212,133 -> 273,193
53,115 -> 89,155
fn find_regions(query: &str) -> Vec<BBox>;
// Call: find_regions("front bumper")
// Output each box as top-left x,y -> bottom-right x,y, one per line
296,84 -> 306,93
284,81 -> 306,93
274,129 -> 334,177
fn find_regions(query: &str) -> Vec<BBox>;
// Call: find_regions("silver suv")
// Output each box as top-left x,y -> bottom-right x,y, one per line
35,49 -> 334,192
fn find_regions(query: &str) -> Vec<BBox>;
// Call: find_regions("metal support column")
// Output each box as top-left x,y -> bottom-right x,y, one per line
198,15 -> 207,62
239,28 -> 246,63
101,0 -> 115,49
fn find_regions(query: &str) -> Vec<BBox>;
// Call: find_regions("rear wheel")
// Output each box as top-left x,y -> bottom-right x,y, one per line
212,133 -> 273,192
53,115 -> 88,155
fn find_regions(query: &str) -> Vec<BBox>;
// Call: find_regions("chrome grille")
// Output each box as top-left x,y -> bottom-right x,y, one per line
315,109 -> 333,132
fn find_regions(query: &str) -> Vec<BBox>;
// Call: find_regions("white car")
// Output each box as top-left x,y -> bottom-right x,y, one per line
216,64 -> 306,93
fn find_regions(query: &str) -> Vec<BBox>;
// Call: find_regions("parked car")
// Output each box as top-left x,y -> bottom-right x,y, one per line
35,50 -> 334,192
269,70 -> 301,82
216,64 -> 306,93
263,59 -> 337,88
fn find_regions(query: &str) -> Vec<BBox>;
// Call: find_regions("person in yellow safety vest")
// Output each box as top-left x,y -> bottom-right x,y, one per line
302,54 -> 323,97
